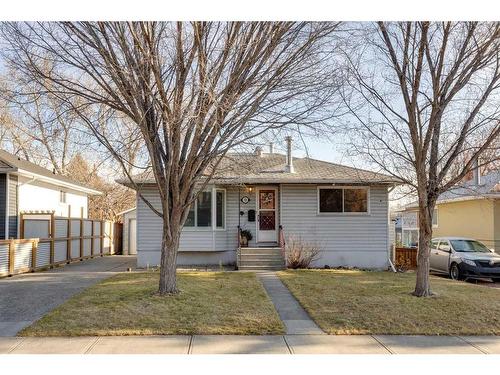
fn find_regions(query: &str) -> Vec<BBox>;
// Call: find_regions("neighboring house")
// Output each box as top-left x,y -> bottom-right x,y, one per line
401,169 -> 500,252
118,138 -> 399,269
119,207 -> 137,255
0,149 -> 102,240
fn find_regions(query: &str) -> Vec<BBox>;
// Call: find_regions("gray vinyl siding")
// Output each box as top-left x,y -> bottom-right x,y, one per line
136,183 -> 389,269
280,184 -> 389,269
0,174 -> 6,239
8,174 -> 18,238
136,186 -> 240,267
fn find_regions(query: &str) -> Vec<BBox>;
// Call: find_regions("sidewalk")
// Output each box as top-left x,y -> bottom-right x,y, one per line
257,271 -> 323,335
1,335 -> 499,354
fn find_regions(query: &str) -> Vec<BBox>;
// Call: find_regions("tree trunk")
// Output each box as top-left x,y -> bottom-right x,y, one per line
158,222 -> 181,295
413,203 -> 434,297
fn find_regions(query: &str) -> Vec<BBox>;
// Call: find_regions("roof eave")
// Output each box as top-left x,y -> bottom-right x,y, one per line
117,177 -> 401,189
118,207 -> 136,215
16,169 -> 103,195
0,166 -> 18,173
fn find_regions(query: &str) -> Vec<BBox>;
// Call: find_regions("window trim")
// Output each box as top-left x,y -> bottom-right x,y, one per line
317,186 -> 370,215
214,188 -> 226,231
59,190 -> 67,204
183,186 -> 226,232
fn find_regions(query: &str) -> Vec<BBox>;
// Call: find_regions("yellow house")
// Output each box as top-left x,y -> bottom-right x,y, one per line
401,170 -> 500,252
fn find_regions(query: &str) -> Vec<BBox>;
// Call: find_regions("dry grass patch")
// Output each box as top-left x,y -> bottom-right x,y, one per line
278,269 -> 500,335
21,271 -> 284,336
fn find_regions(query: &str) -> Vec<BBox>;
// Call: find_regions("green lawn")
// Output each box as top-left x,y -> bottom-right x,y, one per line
20,272 -> 284,336
278,269 -> 500,335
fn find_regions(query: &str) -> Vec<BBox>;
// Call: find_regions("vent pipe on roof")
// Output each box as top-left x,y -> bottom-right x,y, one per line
472,159 -> 481,185
285,136 -> 295,173
254,146 -> 263,157
269,142 -> 274,154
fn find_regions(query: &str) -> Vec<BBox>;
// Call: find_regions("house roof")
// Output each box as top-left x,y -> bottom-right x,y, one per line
0,149 -> 102,195
117,152 -> 400,188
436,170 -> 500,202
404,170 -> 500,210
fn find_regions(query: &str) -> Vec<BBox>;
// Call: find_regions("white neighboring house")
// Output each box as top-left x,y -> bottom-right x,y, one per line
118,138 -> 400,269
0,149 -> 102,240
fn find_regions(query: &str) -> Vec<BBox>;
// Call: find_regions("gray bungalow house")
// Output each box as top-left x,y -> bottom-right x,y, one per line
118,138 -> 399,270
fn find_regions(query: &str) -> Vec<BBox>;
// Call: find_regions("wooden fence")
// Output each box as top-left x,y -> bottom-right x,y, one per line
395,247 -> 418,269
0,212 -> 119,278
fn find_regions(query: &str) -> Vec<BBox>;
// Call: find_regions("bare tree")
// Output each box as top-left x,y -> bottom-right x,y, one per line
1,22 -> 339,295
65,154 -> 136,221
2,71 -> 73,169
338,22 -> 500,296
1,73 -> 142,220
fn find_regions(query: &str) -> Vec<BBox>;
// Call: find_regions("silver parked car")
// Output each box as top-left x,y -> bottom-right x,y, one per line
430,237 -> 500,281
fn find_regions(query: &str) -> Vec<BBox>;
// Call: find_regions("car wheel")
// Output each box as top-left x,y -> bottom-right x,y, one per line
450,263 -> 463,281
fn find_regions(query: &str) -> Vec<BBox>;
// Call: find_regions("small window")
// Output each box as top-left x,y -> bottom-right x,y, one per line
216,190 -> 225,229
344,189 -> 368,212
318,187 -> 368,213
60,191 -> 67,204
196,191 -> 212,227
438,241 -> 451,252
183,188 -> 225,229
319,189 -> 342,212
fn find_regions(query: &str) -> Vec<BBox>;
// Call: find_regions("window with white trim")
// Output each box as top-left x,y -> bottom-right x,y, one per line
318,187 -> 368,213
215,189 -> 225,229
60,190 -> 67,204
184,188 -> 225,229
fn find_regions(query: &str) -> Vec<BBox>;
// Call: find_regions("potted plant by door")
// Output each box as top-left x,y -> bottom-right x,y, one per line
240,229 -> 253,247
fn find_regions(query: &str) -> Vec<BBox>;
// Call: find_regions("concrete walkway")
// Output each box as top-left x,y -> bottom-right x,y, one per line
0,256 -> 136,336
1,335 -> 499,354
257,271 -> 323,334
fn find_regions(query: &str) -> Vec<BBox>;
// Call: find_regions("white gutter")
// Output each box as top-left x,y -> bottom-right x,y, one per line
117,207 -> 137,216
18,175 -> 37,187
16,169 -> 102,195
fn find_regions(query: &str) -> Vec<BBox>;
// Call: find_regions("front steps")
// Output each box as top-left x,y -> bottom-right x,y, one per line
238,247 -> 286,270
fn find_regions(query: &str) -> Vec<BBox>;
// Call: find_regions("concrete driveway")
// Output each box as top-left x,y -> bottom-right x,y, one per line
0,255 -> 136,336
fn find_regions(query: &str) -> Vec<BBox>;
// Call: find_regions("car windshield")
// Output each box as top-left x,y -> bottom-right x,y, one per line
450,240 -> 491,253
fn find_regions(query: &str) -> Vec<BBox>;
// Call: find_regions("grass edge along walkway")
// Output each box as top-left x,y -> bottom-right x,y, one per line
278,269 -> 500,335
20,271 -> 285,336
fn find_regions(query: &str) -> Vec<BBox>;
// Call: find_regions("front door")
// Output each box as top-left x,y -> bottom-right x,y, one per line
256,187 -> 278,243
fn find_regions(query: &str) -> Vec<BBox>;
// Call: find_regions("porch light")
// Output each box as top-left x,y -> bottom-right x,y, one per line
247,186 -> 254,193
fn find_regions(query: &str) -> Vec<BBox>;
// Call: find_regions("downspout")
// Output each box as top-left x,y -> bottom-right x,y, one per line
387,184 -> 397,272
237,185 -> 241,269
4,173 -> 9,239
212,186 -> 215,252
